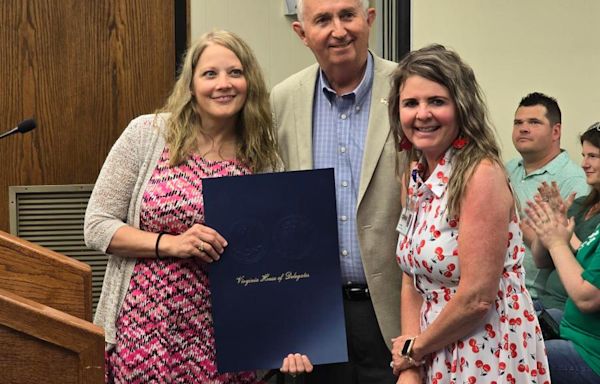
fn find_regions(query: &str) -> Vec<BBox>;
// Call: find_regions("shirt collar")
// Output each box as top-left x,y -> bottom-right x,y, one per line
413,149 -> 454,199
318,52 -> 374,105
517,150 -> 570,177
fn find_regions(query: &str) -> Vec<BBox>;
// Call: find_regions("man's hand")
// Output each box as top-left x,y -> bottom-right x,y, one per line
280,354 -> 313,377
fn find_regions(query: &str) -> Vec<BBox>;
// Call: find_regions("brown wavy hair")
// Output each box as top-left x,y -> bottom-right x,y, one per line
388,44 -> 503,218
580,122 -> 600,212
157,30 -> 279,172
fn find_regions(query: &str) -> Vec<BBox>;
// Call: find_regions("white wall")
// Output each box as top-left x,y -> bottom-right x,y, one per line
190,0 -> 378,88
190,0 -> 600,163
191,0 -> 316,88
411,0 -> 600,162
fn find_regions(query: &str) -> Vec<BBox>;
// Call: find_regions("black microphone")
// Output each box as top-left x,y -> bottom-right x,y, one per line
0,118 -> 37,139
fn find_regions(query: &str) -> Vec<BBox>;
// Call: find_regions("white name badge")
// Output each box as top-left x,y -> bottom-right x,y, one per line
396,207 -> 414,236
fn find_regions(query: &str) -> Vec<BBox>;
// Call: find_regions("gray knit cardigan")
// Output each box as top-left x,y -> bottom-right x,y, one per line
85,113 -> 169,348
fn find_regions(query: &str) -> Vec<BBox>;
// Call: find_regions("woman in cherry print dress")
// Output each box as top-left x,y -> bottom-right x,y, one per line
388,44 -> 550,384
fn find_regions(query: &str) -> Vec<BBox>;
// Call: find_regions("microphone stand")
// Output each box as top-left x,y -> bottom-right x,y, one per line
0,118 -> 36,139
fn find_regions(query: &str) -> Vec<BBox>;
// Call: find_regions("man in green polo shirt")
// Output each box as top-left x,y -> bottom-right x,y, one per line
506,92 -> 589,301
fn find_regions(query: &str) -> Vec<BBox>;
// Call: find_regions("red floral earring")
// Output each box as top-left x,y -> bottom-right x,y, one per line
398,136 -> 413,151
452,136 -> 469,149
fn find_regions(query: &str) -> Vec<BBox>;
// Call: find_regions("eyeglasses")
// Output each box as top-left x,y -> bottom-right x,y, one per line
587,122 -> 600,132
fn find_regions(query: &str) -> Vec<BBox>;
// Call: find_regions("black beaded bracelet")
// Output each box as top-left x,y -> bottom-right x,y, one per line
155,232 -> 166,260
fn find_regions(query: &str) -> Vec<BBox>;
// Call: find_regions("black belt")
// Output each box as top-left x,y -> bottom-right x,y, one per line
342,284 -> 370,301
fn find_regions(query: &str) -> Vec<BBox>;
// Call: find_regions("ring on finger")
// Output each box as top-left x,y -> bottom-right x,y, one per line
198,241 -> 205,252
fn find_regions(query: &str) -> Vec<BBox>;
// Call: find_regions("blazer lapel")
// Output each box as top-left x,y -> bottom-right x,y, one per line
292,66 -> 319,169
357,59 -> 392,206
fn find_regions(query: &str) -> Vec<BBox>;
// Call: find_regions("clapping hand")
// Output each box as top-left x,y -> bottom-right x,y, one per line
524,200 -> 574,251
534,181 -> 576,226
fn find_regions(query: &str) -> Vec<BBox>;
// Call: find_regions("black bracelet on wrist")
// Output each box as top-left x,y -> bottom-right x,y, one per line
155,232 -> 166,260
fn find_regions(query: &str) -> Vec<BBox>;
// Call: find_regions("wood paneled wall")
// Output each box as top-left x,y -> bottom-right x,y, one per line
0,0 -> 179,231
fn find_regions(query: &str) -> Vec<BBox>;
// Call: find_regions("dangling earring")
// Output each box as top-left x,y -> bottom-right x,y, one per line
452,136 -> 469,149
398,136 -> 413,151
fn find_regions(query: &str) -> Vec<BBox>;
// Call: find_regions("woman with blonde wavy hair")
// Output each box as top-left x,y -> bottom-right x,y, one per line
84,30 -> 277,383
388,44 -> 550,384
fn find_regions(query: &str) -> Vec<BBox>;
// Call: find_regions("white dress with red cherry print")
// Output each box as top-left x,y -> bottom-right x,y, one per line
396,149 -> 550,384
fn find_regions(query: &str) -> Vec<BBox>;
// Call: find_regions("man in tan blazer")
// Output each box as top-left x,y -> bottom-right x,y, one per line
271,0 -> 402,382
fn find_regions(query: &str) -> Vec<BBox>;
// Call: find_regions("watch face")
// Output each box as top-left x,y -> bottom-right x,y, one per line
401,338 -> 414,356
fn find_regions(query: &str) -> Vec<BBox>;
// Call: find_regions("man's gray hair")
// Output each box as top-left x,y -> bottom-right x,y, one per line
296,0 -> 370,24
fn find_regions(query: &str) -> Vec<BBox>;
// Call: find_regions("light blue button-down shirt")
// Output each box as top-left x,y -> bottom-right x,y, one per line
313,54 -> 374,284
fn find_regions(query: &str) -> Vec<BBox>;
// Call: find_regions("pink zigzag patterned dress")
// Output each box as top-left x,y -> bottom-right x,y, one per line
105,147 -> 261,384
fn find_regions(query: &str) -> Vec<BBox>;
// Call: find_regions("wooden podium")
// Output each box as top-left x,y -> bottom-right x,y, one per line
0,230 -> 104,383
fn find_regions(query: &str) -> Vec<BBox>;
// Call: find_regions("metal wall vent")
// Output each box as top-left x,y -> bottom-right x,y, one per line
9,184 -> 107,314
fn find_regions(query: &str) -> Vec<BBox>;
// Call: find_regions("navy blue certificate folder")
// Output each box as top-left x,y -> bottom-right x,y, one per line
203,168 -> 348,373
